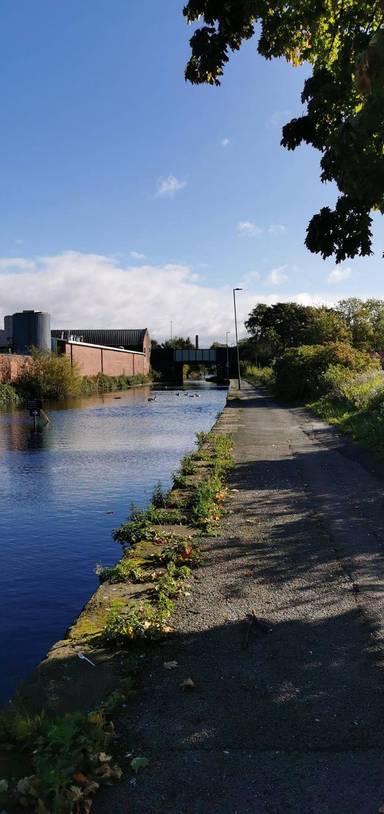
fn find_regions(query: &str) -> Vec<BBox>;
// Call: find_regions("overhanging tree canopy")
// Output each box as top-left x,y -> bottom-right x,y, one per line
183,1 -> 384,262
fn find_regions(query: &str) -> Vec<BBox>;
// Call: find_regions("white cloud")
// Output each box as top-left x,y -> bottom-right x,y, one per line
237,221 -> 264,237
267,266 -> 288,286
0,251 -> 337,346
156,175 -> 187,198
0,257 -> 36,272
221,137 -> 230,147
327,266 -> 352,285
268,224 -> 287,235
129,250 -> 146,260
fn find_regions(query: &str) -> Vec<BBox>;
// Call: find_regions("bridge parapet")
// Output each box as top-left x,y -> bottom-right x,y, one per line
174,349 -> 217,363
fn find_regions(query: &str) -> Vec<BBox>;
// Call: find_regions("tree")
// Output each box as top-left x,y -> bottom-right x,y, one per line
245,302 -> 351,357
336,297 -> 384,349
183,1 -> 384,261
245,303 -> 314,355
303,306 -> 351,345
161,336 -> 194,349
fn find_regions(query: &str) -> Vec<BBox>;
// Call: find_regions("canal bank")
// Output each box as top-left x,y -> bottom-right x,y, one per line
0,383 -> 227,705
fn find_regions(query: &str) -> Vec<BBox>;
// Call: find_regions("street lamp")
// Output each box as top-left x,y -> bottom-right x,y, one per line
233,288 -> 242,390
225,331 -> 231,380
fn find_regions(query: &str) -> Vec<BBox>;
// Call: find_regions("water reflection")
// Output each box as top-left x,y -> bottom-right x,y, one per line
0,383 -> 226,704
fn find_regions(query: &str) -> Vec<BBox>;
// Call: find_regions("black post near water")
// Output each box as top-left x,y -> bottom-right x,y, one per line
27,399 -> 42,431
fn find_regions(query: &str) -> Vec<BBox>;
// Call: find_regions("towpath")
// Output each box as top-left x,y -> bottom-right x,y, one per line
95,383 -> 384,814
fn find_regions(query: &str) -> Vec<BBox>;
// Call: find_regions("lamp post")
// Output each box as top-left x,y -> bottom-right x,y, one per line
225,331 -> 231,380
233,288 -> 242,390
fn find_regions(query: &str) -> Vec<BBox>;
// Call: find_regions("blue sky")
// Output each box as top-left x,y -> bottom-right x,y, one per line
0,0 -> 383,344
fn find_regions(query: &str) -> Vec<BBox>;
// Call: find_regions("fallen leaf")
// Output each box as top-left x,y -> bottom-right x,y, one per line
181,678 -> 195,691
163,660 -> 178,669
130,757 -> 149,774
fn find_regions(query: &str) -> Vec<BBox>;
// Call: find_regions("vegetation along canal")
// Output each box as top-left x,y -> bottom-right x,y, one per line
0,382 -> 227,705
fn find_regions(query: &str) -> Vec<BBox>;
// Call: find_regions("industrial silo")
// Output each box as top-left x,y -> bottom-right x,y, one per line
12,310 -> 51,354
4,315 -> 13,346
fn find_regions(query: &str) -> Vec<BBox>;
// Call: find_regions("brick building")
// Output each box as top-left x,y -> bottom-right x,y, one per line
51,328 -> 151,378
0,319 -> 151,382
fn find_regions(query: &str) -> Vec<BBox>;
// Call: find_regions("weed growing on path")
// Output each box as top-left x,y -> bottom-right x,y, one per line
0,708 -> 121,813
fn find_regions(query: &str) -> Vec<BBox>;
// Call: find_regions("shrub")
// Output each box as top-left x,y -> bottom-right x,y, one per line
81,373 -> 151,394
243,364 -> 274,387
151,481 -> 168,508
15,348 -> 82,400
0,708 -> 121,813
98,559 -> 146,584
113,508 -> 157,545
274,342 -> 379,400
103,601 -> 166,644
0,383 -> 19,407
322,365 -> 384,410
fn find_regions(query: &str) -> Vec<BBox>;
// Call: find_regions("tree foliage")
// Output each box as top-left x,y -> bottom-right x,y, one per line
336,297 -> 384,349
245,302 -> 350,358
183,0 -> 384,261
161,336 -> 194,349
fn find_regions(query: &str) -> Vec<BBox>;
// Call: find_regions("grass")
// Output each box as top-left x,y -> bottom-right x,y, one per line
309,395 -> 384,456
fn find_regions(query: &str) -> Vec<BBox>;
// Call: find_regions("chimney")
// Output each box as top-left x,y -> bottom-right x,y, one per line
195,334 -> 199,349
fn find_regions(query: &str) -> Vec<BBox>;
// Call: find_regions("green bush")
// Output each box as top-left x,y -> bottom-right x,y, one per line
0,383 -> 20,407
243,365 -> 274,387
274,342 -> 379,400
0,708 -> 120,813
15,349 -> 82,400
81,372 -> 151,394
322,365 -> 384,410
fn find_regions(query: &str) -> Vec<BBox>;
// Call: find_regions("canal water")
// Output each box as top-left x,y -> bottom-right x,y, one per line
0,383 -> 227,705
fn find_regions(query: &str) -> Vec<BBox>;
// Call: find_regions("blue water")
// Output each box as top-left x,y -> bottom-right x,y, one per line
0,383 -> 226,704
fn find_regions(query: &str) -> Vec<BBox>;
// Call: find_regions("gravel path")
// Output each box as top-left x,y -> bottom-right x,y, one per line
95,384 -> 384,814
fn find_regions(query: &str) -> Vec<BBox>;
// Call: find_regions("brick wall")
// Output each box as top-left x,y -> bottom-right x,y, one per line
0,354 -> 31,383
0,343 -> 150,384
65,342 -> 150,377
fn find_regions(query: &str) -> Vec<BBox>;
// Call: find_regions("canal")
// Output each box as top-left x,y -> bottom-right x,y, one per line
0,383 -> 227,705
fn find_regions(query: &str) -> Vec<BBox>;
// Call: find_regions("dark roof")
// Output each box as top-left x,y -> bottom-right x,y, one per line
52,329 -> 148,349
